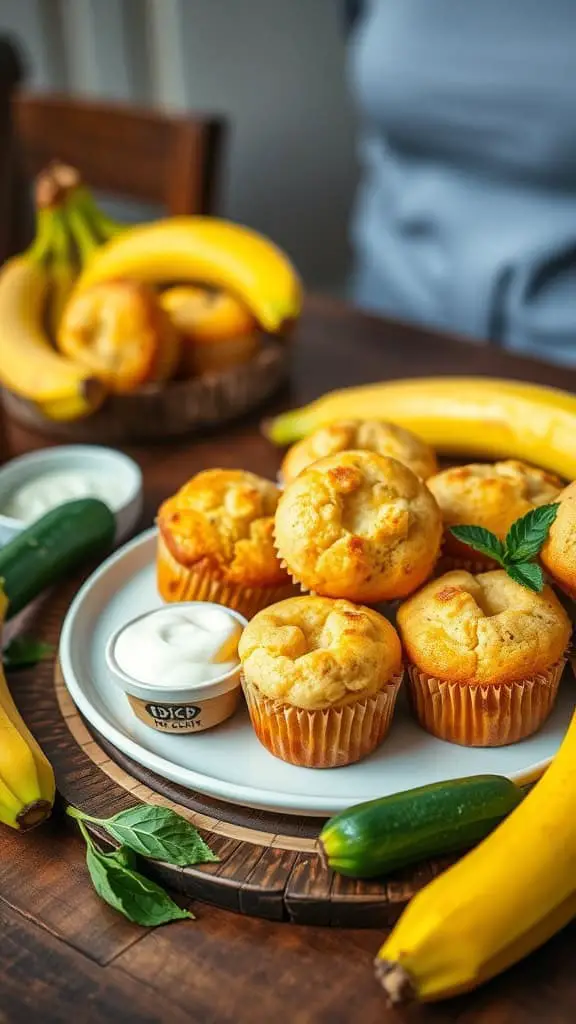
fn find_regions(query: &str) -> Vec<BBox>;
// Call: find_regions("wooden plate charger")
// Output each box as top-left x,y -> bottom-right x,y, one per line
12,580 -> 445,929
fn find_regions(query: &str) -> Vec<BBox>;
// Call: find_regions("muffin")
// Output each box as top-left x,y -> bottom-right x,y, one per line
275,450 -> 442,603
157,469 -> 294,618
160,285 -> 258,376
397,569 -> 570,747
540,481 -> 576,599
281,420 -> 437,485
428,460 -> 562,572
58,280 -> 180,393
238,595 -> 403,767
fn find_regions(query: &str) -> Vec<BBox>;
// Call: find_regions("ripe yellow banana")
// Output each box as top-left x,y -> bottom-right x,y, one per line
0,255 -> 103,420
74,216 -> 302,332
375,710 -> 576,1003
266,377 -> 576,479
0,588 -> 55,831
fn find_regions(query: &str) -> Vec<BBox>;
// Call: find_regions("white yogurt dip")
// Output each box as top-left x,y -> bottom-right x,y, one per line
113,605 -> 242,689
106,602 -> 247,734
3,469 -> 122,523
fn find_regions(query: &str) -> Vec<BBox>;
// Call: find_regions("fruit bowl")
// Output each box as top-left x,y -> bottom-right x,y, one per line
2,336 -> 289,444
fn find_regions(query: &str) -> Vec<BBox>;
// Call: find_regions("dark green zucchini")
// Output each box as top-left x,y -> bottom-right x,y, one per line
0,498 -> 115,618
319,775 -> 524,879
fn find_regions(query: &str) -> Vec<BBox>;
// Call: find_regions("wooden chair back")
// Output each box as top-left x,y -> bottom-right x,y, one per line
13,92 -> 226,217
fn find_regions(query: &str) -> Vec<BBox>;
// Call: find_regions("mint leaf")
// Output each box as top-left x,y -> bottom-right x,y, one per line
504,504 -> 560,564
3,638 -> 55,669
105,845 -> 138,871
506,563 -> 545,593
101,806 -> 219,867
85,842 -> 193,926
449,525 -> 506,566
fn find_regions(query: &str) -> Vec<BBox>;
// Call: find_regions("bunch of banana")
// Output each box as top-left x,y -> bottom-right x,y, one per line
0,163 -> 121,421
0,588 -> 55,831
74,216 -> 303,334
265,377 -> 576,479
375,709 -> 576,1003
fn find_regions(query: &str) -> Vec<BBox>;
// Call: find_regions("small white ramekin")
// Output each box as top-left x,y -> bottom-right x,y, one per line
0,444 -> 143,546
105,602 -> 248,735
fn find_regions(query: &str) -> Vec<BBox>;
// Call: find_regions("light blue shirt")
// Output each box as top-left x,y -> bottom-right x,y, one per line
348,1 -> 576,365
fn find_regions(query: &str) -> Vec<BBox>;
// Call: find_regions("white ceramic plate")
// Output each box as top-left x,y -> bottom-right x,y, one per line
59,530 -> 575,816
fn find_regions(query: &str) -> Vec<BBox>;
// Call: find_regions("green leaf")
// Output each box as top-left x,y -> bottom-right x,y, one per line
85,843 -> 193,926
102,805 -> 219,867
506,562 -> 545,593
105,845 -> 138,871
448,525 -> 507,565
504,503 -> 560,564
3,638 -> 55,670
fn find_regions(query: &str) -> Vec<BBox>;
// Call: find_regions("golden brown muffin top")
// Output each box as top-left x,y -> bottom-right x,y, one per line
157,469 -> 288,586
239,595 -> 402,708
428,460 -> 561,541
281,419 -> 437,484
397,569 -> 570,685
275,450 -> 442,603
541,481 -> 576,598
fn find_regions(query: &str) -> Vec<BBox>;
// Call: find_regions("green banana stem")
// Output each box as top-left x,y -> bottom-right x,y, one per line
26,207 -> 59,265
51,206 -> 74,268
67,201 -> 102,269
48,208 -> 76,338
72,185 -> 124,242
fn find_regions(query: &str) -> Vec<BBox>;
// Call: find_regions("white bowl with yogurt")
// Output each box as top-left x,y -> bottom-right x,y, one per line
0,445 -> 143,545
106,602 -> 248,734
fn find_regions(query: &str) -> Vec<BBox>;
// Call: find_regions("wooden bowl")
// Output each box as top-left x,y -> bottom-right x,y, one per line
3,337 -> 289,444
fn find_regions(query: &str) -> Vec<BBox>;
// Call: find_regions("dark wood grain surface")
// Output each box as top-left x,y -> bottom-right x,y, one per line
2,296 -> 576,1023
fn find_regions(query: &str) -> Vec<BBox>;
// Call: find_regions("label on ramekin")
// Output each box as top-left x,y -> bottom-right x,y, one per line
126,688 -> 239,733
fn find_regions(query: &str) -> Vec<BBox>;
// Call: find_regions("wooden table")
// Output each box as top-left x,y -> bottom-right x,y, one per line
2,297 -> 575,1024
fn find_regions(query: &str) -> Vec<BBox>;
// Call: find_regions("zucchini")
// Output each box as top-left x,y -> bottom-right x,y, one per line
0,498 -> 115,618
319,775 -> 524,879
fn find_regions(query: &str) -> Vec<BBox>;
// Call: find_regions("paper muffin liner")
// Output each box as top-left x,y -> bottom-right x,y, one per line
275,524 -> 442,602
433,533 -> 499,577
157,534 -> 295,620
435,555 -> 499,575
241,670 -> 403,768
273,523 -> 307,592
406,660 -> 566,747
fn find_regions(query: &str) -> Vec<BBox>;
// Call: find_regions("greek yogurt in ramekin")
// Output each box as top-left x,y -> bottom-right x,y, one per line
105,602 -> 247,734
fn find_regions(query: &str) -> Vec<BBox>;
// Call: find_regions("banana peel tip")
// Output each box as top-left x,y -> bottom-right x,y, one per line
374,959 -> 415,1006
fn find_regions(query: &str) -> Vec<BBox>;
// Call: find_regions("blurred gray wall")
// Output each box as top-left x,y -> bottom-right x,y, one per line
0,0 -> 358,292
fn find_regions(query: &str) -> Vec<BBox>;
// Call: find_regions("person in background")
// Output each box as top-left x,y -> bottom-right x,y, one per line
346,1 -> 576,366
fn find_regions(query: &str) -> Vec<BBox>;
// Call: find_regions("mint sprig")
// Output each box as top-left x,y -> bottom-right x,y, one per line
506,562 -> 545,592
504,504 -> 560,563
450,502 -> 559,593
98,804 -> 219,865
449,525 -> 507,566
67,804 -> 219,926
84,834 -> 193,926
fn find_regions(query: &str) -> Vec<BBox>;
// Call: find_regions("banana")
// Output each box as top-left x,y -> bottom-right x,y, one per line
0,588 -> 55,831
375,710 -> 576,1003
47,208 -> 76,338
74,216 -> 302,332
0,255 -> 104,419
266,377 -> 576,479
